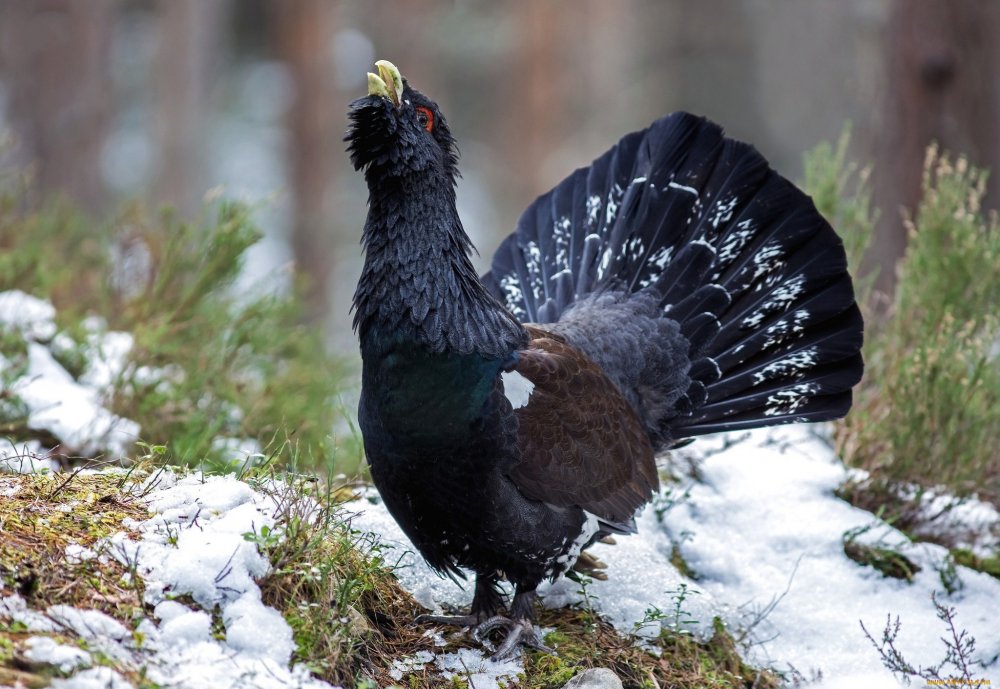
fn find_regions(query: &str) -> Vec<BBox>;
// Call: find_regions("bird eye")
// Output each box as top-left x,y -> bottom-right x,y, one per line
415,106 -> 434,132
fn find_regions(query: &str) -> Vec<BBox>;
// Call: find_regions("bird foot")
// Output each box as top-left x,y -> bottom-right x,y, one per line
475,616 -> 554,661
416,612 -> 553,661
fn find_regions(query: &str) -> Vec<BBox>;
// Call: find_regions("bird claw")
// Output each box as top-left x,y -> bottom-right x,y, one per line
417,613 -> 554,661
473,616 -> 553,661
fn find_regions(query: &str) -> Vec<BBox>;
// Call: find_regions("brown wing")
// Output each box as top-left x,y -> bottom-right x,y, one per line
507,326 -> 659,526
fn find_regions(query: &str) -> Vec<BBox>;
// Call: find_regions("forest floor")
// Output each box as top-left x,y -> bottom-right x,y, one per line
2,426 -> 998,689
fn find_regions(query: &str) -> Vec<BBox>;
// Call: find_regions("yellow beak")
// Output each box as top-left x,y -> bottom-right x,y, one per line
367,59 -> 403,107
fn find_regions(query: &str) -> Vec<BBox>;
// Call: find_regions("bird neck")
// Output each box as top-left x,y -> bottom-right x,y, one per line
353,174 -> 526,361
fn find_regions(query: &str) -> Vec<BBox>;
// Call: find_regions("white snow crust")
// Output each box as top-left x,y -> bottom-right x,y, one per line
347,427 -> 1000,688
0,471 -> 340,689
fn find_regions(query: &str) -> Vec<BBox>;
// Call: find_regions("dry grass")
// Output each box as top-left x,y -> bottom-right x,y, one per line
250,480 -> 437,686
0,470 -> 154,687
0,467 -> 783,689
0,471 -> 149,617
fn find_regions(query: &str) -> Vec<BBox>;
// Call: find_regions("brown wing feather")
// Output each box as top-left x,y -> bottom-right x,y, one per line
508,326 -> 659,525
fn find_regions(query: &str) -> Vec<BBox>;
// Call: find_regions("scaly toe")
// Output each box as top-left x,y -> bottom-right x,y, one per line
489,619 -> 554,661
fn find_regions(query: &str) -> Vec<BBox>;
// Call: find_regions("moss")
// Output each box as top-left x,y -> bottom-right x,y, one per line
0,472 -> 150,615
0,470 -> 159,688
670,544 -> 700,581
843,540 -> 921,582
519,608 -> 778,689
838,479 -> 998,585
952,548 -> 1000,580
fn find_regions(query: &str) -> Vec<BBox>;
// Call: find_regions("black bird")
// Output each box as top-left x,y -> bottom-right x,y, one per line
347,60 -> 863,660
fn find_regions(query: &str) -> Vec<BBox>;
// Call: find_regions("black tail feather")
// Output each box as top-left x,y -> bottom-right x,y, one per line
482,112 -> 864,440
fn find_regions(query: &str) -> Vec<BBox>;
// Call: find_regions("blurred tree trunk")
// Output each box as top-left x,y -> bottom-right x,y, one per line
0,0 -> 116,214
505,2 -> 572,200
871,0 -> 1000,300
153,0 -> 227,216
268,0 -> 337,325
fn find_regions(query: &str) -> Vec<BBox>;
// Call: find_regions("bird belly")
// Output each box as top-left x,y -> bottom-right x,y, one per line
367,444 -> 589,586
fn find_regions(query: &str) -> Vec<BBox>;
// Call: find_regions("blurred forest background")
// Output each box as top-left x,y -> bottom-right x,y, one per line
1,0 -> 998,349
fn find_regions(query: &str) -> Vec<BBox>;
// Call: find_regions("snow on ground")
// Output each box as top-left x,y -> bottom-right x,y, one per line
0,290 -> 141,459
0,290 -> 57,341
2,344 -> 996,689
0,471 -> 340,689
13,342 -> 140,456
667,428 -> 1000,687
347,426 -> 1000,688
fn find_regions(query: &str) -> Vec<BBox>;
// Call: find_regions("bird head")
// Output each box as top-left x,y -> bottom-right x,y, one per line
345,60 -> 458,183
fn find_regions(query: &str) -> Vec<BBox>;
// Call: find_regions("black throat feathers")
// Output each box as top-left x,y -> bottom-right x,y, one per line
353,172 -> 527,361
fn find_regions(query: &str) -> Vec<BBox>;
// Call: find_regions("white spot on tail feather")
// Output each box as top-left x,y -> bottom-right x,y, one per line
716,219 -> 757,267
586,195 -> 602,227
501,370 -> 535,409
751,240 -> 786,281
741,273 -> 807,329
762,309 -> 810,349
553,216 -> 572,269
764,382 -> 819,416
752,346 -> 819,385
668,181 -> 699,196
499,274 -> 526,318
523,240 -> 544,301
605,183 -> 624,227
709,193 -> 739,229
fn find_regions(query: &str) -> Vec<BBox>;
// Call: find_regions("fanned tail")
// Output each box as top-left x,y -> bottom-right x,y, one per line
482,112 -> 863,439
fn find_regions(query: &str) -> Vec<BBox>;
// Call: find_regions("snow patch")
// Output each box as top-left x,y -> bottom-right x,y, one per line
347,427 -> 1000,688
668,428 -> 1000,686
0,290 -> 57,341
23,636 -> 93,672
11,343 -> 140,456
2,471 -> 338,689
435,647 -> 522,689
50,666 -> 134,689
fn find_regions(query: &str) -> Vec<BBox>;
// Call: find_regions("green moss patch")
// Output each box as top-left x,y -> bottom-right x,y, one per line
0,471 -> 150,617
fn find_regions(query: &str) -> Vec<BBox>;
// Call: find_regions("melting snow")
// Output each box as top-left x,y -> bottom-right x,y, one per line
1,471 -> 339,689
0,290 -> 58,341
668,428 -> 1000,687
13,343 -> 140,456
1,291 -> 143,458
347,427 -> 1000,688
23,636 -> 93,672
